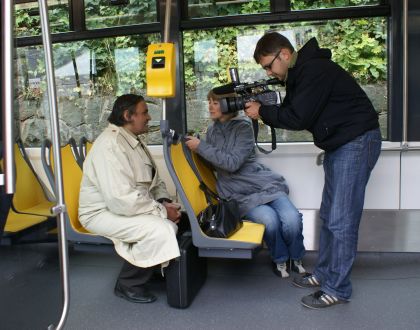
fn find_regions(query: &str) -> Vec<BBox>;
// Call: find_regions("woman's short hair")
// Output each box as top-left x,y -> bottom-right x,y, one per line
208,89 -> 239,118
108,94 -> 144,126
253,32 -> 295,63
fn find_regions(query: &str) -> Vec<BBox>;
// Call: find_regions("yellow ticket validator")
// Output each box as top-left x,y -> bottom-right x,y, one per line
146,43 -> 176,97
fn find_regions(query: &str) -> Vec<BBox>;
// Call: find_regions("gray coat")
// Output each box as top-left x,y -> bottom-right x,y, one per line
196,115 -> 289,217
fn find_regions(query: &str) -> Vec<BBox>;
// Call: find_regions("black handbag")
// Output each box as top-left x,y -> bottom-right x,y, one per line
197,184 -> 243,238
181,142 -> 243,238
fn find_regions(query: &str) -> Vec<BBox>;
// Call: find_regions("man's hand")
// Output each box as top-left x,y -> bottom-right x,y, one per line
163,201 -> 182,224
244,101 -> 261,120
184,136 -> 200,151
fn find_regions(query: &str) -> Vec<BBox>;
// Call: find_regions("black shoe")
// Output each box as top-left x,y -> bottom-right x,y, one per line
114,281 -> 157,303
272,261 -> 289,278
290,259 -> 306,274
301,290 -> 347,309
292,273 -> 321,288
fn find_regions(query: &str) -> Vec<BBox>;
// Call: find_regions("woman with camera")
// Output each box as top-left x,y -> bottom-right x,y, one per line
185,89 -> 306,278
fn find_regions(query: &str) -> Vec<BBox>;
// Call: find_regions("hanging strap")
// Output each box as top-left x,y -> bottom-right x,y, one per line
181,140 -> 221,203
252,119 -> 277,154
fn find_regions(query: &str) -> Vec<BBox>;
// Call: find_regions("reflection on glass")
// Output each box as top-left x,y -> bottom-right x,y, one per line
14,0 -> 69,37
184,18 -> 387,142
187,0 -> 270,18
15,34 -> 163,146
291,0 -> 380,10
85,0 -> 157,29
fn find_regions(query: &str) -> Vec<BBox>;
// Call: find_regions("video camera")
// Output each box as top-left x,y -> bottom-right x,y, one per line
213,68 -> 283,114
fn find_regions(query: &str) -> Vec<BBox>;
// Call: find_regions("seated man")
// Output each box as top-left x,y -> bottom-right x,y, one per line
79,94 -> 182,303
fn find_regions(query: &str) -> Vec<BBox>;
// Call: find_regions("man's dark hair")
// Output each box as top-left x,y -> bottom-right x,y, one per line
253,32 -> 295,63
108,94 -> 144,126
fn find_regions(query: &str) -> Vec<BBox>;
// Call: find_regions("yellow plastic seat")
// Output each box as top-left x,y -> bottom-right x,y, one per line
42,139 -> 110,244
12,143 -> 55,217
4,210 -> 47,233
169,142 -> 264,258
1,143 -> 56,240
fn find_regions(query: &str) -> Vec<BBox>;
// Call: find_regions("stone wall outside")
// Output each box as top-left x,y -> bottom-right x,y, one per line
15,83 -> 387,146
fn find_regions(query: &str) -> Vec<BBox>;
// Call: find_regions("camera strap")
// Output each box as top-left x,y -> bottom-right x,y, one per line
252,119 -> 276,154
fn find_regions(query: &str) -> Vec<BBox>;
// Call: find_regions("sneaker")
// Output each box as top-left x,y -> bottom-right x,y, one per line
292,273 -> 320,288
290,259 -> 306,274
272,262 -> 289,278
301,290 -> 347,309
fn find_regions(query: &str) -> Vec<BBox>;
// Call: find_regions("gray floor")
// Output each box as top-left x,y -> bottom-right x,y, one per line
1,243 -> 420,330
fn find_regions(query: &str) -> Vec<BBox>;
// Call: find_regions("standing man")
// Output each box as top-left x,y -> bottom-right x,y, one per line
79,94 -> 182,303
245,32 -> 381,309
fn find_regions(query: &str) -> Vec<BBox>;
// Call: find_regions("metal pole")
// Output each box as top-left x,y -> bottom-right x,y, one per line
1,0 -> 15,193
38,1 -> 70,329
402,0 -> 408,148
162,0 -> 173,122
163,0 -> 172,43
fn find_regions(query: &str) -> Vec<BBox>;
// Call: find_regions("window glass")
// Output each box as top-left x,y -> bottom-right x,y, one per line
15,0 -> 69,37
291,0 -> 380,10
187,0 -> 270,18
183,17 -> 388,143
85,0 -> 157,29
15,34 -> 163,146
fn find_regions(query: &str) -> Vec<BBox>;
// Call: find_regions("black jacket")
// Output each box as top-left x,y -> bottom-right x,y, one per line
259,38 -> 379,151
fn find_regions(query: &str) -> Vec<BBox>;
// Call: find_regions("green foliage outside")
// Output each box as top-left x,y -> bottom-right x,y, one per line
15,0 -> 386,100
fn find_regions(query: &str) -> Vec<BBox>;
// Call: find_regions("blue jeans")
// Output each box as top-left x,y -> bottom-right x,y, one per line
245,195 -> 305,263
314,128 -> 381,300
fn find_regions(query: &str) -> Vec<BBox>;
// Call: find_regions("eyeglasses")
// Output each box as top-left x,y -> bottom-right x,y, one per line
262,50 -> 281,71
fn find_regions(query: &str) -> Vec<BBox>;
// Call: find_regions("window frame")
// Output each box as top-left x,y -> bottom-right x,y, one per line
14,0 -> 400,142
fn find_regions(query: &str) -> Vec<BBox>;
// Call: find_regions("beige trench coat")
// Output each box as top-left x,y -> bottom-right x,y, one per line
78,124 -> 180,268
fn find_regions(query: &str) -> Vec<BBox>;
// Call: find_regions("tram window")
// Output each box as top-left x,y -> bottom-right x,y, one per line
14,0 -> 69,37
290,0 -> 381,10
85,0 -> 157,29
183,17 -> 387,142
187,0 -> 270,18
15,34 -> 163,147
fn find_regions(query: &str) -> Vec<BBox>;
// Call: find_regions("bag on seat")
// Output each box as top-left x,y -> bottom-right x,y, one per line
198,197 -> 242,238
165,233 -> 207,309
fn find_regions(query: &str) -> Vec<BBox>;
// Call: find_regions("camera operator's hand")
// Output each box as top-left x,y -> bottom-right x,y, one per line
184,136 -> 200,151
162,201 -> 182,224
244,101 -> 261,120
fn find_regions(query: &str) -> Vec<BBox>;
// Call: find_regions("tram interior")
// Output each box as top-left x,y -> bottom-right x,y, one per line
2,0 -> 420,329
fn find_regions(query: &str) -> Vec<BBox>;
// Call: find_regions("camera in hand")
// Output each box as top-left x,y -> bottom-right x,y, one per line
214,68 -> 283,114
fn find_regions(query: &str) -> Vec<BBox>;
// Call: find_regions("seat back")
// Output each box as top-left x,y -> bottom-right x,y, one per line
12,143 -> 54,216
191,151 -> 218,196
78,137 -> 93,164
171,143 -> 209,218
42,139 -> 110,244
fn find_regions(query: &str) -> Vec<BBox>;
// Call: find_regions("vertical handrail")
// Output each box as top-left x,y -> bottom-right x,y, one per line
402,0 -> 408,148
161,0 -> 172,122
37,1 -> 70,330
1,0 -> 15,193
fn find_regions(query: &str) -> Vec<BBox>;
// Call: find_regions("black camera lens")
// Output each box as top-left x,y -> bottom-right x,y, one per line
220,96 -> 245,113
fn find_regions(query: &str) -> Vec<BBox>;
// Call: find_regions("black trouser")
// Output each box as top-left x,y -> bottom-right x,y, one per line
117,261 -> 155,288
116,212 -> 191,288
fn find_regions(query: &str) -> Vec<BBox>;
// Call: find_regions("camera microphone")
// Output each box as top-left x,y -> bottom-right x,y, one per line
212,83 -> 237,95
266,78 -> 284,86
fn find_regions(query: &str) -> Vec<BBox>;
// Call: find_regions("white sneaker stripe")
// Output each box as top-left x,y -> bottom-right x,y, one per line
322,294 -> 338,304
308,276 -> 319,286
320,296 -> 331,305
